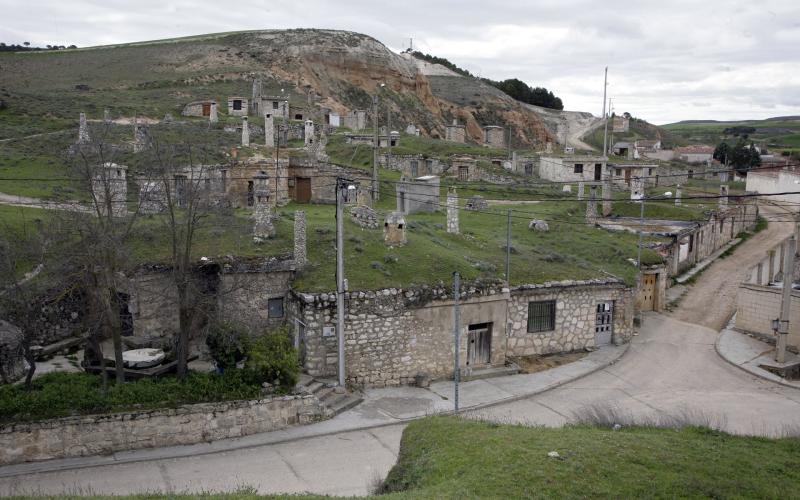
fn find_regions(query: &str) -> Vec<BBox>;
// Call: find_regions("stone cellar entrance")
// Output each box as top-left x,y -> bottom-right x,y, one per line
594,302 -> 614,346
467,322 -> 492,366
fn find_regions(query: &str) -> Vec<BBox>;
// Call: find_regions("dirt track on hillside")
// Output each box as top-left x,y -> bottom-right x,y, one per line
667,204 -> 795,330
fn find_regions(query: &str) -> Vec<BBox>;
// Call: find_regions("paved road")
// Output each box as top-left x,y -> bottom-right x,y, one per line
2,204 -> 799,496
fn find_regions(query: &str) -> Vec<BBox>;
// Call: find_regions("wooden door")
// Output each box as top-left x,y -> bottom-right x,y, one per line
295,177 -> 311,203
624,169 -> 632,185
467,323 -> 492,366
594,164 -> 602,181
640,274 -> 656,311
202,103 -> 211,116
595,302 -> 614,346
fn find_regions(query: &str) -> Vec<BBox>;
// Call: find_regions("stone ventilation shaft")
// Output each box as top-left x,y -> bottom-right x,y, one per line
675,185 -> 682,206
384,212 -> 407,246
133,118 -> 148,153
586,186 -> 598,225
265,114 -> 274,147
209,102 -> 218,124
242,117 -> 250,147
304,120 -> 315,146
294,210 -> 307,269
577,181 -> 585,201
78,113 -> 90,144
719,185 -> 729,207
446,187 -> 459,234
602,178 -> 612,217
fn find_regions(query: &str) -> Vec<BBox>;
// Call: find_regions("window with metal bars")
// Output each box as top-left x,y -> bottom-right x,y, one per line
527,300 -> 556,333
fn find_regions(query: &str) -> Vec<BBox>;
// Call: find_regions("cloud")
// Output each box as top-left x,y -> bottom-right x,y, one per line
0,0 -> 797,123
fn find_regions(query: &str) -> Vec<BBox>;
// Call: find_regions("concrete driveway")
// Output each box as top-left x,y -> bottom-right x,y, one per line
3,313 -> 800,497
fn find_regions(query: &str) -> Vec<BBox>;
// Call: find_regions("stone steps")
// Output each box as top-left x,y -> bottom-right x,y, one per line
460,362 -> 520,382
295,376 -> 363,417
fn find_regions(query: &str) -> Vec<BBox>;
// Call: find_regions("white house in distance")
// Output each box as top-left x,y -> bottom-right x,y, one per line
746,167 -> 800,206
676,145 -> 714,164
538,155 -> 608,182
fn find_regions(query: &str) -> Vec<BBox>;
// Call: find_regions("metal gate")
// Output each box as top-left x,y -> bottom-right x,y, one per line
467,323 -> 492,366
595,302 -> 614,346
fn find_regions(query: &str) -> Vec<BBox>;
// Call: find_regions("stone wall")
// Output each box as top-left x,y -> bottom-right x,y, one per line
507,279 -> 634,356
290,282 -> 509,387
735,284 -> 800,350
0,395 -> 327,465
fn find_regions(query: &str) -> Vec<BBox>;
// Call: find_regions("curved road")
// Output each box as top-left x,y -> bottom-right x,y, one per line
1,204 -> 799,497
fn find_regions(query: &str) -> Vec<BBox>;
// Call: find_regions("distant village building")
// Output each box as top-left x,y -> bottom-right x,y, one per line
396,175 -> 440,214
182,100 -> 217,118
676,145 -> 714,164
342,110 -> 367,131
445,119 -> 466,143
345,133 -> 399,147
483,125 -> 505,149
228,97 -> 249,117
612,115 -> 630,133
379,154 -> 445,178
92,163 -> 128,218
746,167 -> 800,205
450,156 -> 480,181
256,95 -> 289,120
538,155 -> 608,183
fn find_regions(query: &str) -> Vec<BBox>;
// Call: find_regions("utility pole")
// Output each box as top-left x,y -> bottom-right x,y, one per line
452,271 -> 461,413
505,210 -> 511,284
775,236 -> 796,363
608,98 -> 615,156
336,178 -> 347,389
507,127 -> 512,161
636,189 -> 645,325
387,98 -> 392,178
372,95 -> 379,203
601,66 -> 609,158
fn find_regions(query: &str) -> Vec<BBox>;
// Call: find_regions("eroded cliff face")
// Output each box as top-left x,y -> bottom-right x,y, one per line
225,29 -> 553,146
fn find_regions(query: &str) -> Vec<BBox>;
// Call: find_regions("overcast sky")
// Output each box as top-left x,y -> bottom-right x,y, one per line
2,0 -> 798,124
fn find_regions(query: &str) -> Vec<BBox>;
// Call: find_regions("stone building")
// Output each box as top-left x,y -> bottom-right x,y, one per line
612,115 -> 630,133
380,154 -> 445,178
342,110 -> 367,131
287,158 -> 367,204
607,162 -> 658,190
538,155 -> 609,183
384,212 -> 407,246
396,175 -> 440,214
182,100 -> 217,118
92,163 -> 127,218
255,95 -> 289,119
450,156 -> 481,181
735,235 -> 800,350
483,125 -> 505,149
344,133 -> 399,147
445,119 -> 466,143
227,97 -> 249,117
288,278 -> 634,387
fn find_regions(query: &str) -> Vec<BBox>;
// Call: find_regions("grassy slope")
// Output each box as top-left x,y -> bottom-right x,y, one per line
585,117 -> 686,150
662,118 -> 800,151
380,417 -> 800,498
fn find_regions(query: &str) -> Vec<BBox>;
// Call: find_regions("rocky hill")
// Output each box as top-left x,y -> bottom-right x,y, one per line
0,29 -> 565,146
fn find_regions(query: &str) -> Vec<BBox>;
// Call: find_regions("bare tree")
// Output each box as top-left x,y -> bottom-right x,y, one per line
66,122 -> 143,382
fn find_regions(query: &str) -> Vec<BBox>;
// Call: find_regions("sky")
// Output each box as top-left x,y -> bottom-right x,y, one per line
2,0 -> 799,124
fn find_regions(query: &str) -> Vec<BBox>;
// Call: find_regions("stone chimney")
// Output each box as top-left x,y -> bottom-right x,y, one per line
265,114 -> 274,147
304,119 -> 315,146
252,202 -> 274,243
446,187 -> 459,234
78,113 -> 90,144
242,117 -> 250,147
602,177 -> 612,216
103,108 -> 111,123
675,185 -> 681,206
719,184 -> 729,207
209,102 -> 218,123
384,212 -> 407,246
586,185 -> 598,224
294,210 -> 307,269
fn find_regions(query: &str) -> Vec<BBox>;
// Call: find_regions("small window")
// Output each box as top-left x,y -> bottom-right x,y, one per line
527,300 -> 556,333
295,114 -> 303,120
574,164 -> 584,174
233,100 -> 242,110
648,168 -> 654,176
272,101 -> 279,109
615,168 -> 622,176
458,166 -> 469,181
268,297 -> 284,318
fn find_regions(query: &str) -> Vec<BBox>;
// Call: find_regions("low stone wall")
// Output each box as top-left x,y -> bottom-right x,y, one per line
0,395 -> 327,465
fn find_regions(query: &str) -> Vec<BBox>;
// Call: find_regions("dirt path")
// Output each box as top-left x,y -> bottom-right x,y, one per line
667,204 -> 795,330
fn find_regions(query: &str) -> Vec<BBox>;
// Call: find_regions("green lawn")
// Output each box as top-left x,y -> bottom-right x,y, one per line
662,118 -> 800,151
376,417 -> 800,498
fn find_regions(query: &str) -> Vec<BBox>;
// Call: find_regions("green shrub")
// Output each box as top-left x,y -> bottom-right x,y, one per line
244,328 -> 299,392
0,370 -> 262,423
205,321 -> 251,371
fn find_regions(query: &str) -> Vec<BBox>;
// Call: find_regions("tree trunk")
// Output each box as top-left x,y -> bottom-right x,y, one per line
176,284 -> 191,378
97,274 -> 124,383
23,343 -> 35,390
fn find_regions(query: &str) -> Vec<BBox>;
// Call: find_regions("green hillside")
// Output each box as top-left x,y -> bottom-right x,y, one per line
662,117 -> 800,152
